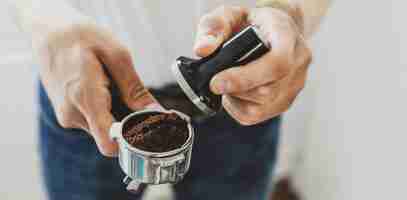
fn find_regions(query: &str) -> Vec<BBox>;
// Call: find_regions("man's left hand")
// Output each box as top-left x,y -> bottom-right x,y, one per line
194,6 -> 312,125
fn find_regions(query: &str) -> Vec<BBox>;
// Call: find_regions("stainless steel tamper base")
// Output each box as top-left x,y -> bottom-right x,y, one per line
171,25 -> 270,117
171,61 -> 217,116
109,109 -> 194,192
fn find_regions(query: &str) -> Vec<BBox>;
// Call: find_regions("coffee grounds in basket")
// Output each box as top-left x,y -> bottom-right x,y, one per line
123,113 -> 189,152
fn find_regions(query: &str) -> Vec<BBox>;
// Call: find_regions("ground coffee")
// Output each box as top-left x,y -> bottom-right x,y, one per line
122,112 -> 189,152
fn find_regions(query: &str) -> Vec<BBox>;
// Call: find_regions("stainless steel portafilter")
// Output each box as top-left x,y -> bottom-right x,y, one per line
109,109 -> 194,192
103,67 -> 194,193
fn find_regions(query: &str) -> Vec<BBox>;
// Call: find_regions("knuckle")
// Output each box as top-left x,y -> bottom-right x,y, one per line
240,106 -> 263,126
128,84 -> 149,103
273,64 -> 290,80
231,110 -> 255,126
67,80 -> 87,106
56,115 -> 71,128
297,43 -> 313,66
99,88 -> 113,108
246,105 -> 260,117
257,85 -> 272,96
55,106 -> 75,129
303,47 -> 313,65
226,68 -> 251,90
228,77 -> 243,91
222,95 -> 261,126
66,78 -> 112,112
258,86 -> 278,103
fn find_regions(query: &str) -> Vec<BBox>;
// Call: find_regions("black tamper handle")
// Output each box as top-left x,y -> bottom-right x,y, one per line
195,26 -> 269,90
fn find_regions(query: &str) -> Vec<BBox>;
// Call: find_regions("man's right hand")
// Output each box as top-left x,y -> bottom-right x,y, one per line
36,23 -> 157,157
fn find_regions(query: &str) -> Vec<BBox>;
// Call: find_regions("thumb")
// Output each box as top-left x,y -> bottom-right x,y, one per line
78,85 -> 118,157
72,80 -> 118,157
194,6 -> 249,57
88,107 -> 118,157
68,51 -> 119,157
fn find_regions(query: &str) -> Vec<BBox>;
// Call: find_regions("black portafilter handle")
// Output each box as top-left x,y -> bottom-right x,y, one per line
175,25 -> 270,115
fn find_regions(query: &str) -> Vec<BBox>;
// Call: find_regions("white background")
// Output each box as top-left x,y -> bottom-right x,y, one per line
0,0 -> 407,200
0,3 -> 44,199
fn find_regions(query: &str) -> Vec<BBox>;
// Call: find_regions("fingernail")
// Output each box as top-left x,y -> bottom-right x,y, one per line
195,35 -> 218,49
215,79 -> 230,94
145,103 -> 165,111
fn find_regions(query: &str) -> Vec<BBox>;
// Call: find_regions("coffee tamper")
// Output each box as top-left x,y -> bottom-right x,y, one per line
172,25 -> 270,116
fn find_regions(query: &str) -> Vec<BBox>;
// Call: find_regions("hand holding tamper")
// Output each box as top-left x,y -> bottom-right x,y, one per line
172,25 -> 270,116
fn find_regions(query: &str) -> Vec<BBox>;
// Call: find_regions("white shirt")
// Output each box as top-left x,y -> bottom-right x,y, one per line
65,0 -> 255,88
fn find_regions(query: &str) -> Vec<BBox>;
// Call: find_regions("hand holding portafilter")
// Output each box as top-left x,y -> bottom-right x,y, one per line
109,109 -> 194,193
172,25 -> 270,116
105,66 -> 193,193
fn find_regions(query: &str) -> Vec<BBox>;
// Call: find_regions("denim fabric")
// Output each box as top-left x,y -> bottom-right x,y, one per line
38,82 -> 280,200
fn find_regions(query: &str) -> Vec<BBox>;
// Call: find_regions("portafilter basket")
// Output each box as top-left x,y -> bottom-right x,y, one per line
109,108 -> 194,192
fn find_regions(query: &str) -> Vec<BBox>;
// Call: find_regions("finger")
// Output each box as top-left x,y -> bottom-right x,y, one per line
260,88 -> 299,120
248,7 -> 298,56
223,81 -> 299,126
194,6 -> 249,57
94,45 -> 159,111
84,86 -> 118,157
56,100 -> 90,131
236,70 -> 306,124
210,46 -> 294,95
209,8 -> 299,94
222,95 -> 266,126
69,52 -> 119,157
230,82 -> 279,104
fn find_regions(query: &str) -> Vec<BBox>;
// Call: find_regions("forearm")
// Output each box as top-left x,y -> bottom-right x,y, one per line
9,0 -> 92,44
257,0 -> 332,38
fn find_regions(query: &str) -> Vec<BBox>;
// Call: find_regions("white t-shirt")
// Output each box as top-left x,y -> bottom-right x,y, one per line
66,0 -> 255,88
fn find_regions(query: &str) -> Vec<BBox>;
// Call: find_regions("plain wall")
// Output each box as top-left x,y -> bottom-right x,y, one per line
283,1 -> 407,200
0,4 -> 43,198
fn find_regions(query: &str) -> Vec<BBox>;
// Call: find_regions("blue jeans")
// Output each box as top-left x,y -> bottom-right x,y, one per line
38,82 -> 280,200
